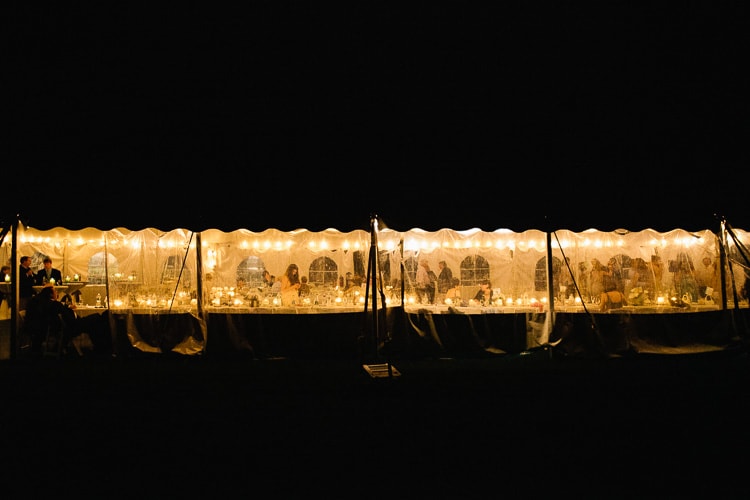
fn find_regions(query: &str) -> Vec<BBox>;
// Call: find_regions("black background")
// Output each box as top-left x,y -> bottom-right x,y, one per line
9,3 -> 748,233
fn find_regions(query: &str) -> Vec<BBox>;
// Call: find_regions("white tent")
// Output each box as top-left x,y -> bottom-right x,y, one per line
1,219 -> 748,360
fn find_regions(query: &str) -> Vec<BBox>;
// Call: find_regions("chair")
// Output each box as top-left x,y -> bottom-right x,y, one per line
41,313 -> 66,358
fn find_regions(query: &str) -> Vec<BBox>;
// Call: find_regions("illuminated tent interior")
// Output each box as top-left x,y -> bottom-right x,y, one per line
1,219 -> 748,361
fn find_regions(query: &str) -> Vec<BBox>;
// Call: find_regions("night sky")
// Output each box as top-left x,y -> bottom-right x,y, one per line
11,4 -> 748,233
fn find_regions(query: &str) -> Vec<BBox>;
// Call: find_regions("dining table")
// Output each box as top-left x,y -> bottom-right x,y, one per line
31,281 -> 89,303
61,281 -> 88,296
32,285 -> 69,295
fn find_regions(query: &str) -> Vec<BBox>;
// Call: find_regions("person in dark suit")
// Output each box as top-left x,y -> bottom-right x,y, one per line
35,256 -> 63,286
436,260 -> 454,297
19,255 -> 37,310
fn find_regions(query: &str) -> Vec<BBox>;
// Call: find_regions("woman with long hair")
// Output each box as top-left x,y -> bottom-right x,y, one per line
280,263 -> 301,306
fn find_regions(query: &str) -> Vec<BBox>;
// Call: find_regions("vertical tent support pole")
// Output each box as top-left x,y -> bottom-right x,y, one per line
362,214 -> 398,379
10,215 -> 19,360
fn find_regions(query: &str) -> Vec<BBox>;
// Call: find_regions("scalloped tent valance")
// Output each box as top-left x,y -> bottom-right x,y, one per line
7,205 -> 745,234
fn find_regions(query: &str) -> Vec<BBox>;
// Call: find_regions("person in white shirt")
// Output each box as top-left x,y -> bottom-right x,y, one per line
270,275 -> 282,294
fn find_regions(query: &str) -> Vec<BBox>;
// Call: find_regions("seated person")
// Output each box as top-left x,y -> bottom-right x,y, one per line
444,277 -> 463,305
600,283 -> 627,311
24,284 -> 111,357
262,270 -> 272,288
270,275 -> 282,294
298,275 -> 311,297
473,280 -> 494,305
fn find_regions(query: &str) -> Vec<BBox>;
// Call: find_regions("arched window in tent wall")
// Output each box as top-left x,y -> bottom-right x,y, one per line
237,256 -> 267,288
534,256 -> 562,292
459,254 -> 490,286
308,256 -> 338,287
87,252 -> 119,284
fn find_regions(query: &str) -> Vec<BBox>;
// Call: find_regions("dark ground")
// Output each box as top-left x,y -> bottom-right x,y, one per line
2,348 -> 750,498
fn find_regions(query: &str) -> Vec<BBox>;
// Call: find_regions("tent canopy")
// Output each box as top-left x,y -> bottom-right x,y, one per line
8,200 -> 743,235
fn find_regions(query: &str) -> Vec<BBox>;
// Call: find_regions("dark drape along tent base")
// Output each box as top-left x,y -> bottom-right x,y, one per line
5,307 -> 749,362
204,309 -> 393,360
1,216 -> 749,361
550,309 -> 749,357
190,308 -> 750,360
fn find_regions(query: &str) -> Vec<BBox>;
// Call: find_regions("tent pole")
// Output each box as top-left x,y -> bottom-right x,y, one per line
718,217 -> 729,311
545,230 -> 555,357
10,215 -> 19,359
362,214 -> 399,379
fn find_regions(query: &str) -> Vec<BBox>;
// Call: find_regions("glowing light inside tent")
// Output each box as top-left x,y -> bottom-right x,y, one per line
206,250 -> 217,269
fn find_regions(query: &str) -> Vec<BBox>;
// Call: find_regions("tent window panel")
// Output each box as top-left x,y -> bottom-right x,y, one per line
353,251 -> 366,280
459,255 -> 489,287
161,255 -> 191,287
359,249 -> 392,285
534,256 -> 563,292
237,256 -> 266,288
378,250 -> 392,286
87,252 -> 119,285
309,257 -> 338,286
403,256 -> 418,294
